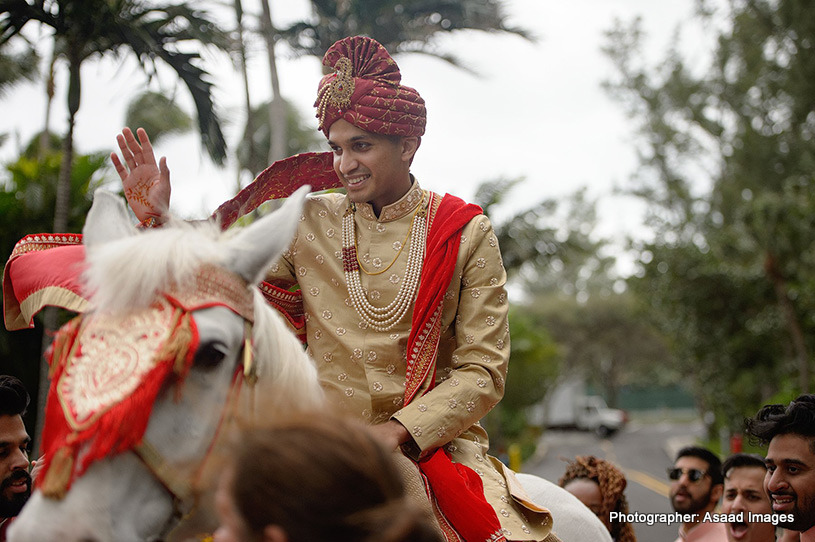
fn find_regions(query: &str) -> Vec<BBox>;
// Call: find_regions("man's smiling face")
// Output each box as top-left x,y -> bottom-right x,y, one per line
327,119 -> 418,216
765,433 -> 815,532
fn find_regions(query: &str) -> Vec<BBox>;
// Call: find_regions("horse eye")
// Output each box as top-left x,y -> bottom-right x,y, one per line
194,342 -> 228,370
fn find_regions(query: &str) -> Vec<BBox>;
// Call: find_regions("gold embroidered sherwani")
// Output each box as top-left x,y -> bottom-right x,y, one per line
264,182 -> 553,541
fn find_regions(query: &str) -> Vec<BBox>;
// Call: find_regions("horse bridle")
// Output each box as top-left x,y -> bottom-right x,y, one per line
39,264 -> 259,531
133,266 -> 259,524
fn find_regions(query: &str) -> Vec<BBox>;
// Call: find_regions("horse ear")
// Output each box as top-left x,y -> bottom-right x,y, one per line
83,189 -> 136,248
225,185 -> 310,283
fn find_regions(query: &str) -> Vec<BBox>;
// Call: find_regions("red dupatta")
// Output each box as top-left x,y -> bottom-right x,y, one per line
406,194 -> 507,542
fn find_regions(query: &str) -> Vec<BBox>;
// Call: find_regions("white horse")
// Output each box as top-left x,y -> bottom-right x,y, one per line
518,474 -> 613,542
8,188 -> 609,542
9,186 -> 324,541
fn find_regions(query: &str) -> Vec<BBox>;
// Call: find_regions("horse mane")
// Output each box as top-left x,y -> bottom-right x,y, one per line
250,288 -> 324,412
83,219 -> 324,411
83,218 -> 228,314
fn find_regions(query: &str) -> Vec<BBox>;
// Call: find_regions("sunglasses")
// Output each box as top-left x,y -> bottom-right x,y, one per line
667,468 -> 709,482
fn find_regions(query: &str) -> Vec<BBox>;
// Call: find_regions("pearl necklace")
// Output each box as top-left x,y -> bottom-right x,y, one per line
341,198 -> 427,331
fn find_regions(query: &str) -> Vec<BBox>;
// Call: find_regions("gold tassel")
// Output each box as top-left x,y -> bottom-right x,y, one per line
243,321 -> 257,386
40,445 -> 75,500
154,309 -> 193,378
170,312 -> 194,376
48,316 -> 83,378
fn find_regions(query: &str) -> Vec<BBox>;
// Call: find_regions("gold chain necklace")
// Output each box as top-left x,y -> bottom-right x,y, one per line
341,198 -> 427,331
355,197 -> 424,276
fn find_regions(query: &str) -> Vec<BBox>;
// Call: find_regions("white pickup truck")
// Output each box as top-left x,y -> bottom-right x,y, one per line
530,379 -> 628,437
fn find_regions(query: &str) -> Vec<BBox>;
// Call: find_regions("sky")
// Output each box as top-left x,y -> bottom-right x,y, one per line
1,0 -> 713,276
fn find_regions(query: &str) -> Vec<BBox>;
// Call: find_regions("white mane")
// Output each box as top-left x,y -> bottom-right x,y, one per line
82,218 -> 323,412
249,287 -> 324,412
83,218 -> 228,314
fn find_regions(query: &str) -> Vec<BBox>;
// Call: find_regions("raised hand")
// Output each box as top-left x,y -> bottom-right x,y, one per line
110,127 -> 171,223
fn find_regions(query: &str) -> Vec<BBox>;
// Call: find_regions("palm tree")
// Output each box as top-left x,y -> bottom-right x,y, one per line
280,0 -> 532,69
0,0 -> 230,233
236,98 -> 322,178
258,0 -> 287,163
124,90 -> 193,144
0,45 -> 37,92
0,45 -> 38,146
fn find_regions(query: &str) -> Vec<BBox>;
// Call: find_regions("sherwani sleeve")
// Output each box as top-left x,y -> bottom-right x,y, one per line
393,215 -> 509,455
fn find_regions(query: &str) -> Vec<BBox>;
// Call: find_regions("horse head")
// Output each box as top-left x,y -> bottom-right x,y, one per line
9,187 -> 323,542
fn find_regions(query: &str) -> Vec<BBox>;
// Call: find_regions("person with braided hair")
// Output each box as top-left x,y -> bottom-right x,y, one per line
212,413 -> 442,542
558,455 -> 637,542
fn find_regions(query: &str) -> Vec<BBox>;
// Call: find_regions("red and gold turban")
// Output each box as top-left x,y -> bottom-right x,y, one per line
315,36 -> 426,137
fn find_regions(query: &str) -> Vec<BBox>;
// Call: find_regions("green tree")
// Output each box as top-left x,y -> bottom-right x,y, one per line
0,44 -> 38,146
280,0 -> 530,69
236,98 -> 323,178
124,90 -> 193,145
475,179 -> 614,296
0,0 -> 230,233
603,0 -> 815,431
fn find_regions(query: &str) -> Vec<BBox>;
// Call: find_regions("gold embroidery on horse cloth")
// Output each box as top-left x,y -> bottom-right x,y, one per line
9,233 -> 82,257
40,264 -> 257,498
55,264 -> 253,430
56,298 -> 182,429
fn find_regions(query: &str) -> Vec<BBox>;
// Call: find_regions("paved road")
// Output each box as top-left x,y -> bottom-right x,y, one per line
521,417 -> 704,541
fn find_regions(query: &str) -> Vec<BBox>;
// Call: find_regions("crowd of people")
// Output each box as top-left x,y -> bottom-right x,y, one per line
1,32 -> 815,542
658,394 -> 815,542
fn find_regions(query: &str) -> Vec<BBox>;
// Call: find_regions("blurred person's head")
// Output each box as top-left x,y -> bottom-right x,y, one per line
212,413 -> 441,542
0,375 -> 32,518
559,455 -> 636,542
721,453 -> 776,542
669,446 -> 724,516
746,394 -> 815,533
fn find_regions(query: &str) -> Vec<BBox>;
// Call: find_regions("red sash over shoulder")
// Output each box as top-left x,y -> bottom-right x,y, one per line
406,195 -> 507,542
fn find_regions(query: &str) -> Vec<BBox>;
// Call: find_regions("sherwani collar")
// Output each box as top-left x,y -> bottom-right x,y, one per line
353,178 -> 424,222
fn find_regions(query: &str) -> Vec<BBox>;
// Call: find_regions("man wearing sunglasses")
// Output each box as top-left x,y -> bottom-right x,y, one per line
669,446 -> 728,541
746,394 -> 815,542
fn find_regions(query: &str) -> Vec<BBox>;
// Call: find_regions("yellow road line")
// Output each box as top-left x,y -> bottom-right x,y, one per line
625,468 -> 670,498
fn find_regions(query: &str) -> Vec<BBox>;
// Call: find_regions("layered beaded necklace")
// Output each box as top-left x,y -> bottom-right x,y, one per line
341,196 -> 427,331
